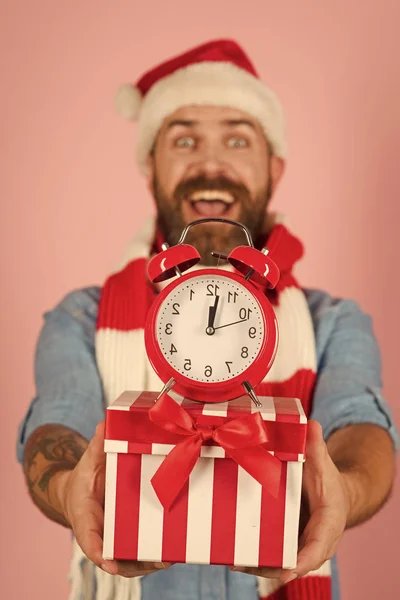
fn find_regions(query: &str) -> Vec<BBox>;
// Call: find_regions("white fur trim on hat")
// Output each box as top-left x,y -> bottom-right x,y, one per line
133,61 -> 286,175
115,84 -> 142,120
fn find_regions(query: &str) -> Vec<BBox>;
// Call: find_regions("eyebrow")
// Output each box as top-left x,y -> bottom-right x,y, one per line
166,119 -> 257,130
222,119 -> 256,130
167,120 -> 196,129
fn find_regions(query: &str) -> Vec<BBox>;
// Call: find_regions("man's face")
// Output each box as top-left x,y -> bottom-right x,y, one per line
147,105 -> 284,264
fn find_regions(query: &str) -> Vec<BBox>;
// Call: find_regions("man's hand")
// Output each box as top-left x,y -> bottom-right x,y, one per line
230,420 -> 350,584
25,422 -> 170,578
53,422 -> 171,577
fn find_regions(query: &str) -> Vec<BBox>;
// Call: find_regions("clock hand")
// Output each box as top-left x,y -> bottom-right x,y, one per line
208,295 -> 220,329
214,317 -> 248,331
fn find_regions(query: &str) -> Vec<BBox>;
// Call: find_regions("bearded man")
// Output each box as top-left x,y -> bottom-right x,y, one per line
17,39 -> 398,600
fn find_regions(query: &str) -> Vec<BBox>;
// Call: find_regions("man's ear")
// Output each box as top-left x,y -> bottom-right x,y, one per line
269,156 -> 285,196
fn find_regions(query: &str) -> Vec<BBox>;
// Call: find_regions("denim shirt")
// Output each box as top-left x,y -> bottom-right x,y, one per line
16,286 -> 398,600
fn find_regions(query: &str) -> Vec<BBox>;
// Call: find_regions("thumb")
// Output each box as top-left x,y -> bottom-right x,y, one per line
305,420 -> 327,465
85,421 -> 106,467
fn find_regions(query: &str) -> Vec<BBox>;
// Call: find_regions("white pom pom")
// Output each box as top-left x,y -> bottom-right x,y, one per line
115,84 -> 142,120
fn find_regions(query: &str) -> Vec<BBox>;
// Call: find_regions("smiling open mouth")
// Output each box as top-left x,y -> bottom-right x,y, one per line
188,190 -> 236,217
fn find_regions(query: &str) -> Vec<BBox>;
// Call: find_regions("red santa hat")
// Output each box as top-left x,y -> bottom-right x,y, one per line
116,39 -> 286,174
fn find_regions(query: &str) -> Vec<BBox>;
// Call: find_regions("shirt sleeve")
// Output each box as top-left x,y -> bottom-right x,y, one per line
16,287 -> 105,464
307,290 -> 398,450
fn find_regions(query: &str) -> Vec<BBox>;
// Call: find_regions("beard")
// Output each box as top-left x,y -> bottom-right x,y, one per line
153,174 -> 272,266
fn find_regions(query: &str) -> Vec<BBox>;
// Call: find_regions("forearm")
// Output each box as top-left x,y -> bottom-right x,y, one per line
23,424 -> 88,527
326,423 -> 396,528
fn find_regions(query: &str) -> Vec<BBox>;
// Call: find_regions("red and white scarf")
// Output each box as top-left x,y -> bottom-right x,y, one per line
69,215 -> 331,600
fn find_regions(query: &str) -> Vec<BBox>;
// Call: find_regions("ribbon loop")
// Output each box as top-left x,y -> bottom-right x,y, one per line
148,392 -> 282,510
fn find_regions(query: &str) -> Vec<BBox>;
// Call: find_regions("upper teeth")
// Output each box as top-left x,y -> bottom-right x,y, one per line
189,190 -> 234,204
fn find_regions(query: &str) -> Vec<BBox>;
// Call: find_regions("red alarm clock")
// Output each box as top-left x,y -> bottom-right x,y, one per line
145,218 -> 280,404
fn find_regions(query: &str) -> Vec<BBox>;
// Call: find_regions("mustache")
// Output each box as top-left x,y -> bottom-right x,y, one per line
174,175 -> 251,201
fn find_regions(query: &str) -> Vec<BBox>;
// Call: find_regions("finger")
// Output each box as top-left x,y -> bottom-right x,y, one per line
118,568 -> 159,578
293,538 -> 327,578
73,503 -> 117,575
230,566 -> 282,579
290,517 -> 340,578
117,561 -> 172,578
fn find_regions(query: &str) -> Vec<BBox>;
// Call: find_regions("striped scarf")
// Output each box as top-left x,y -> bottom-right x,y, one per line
69,215 -> 331,600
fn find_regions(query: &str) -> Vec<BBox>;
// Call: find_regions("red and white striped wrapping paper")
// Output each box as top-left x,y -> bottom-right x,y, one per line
103,391 -> 307,569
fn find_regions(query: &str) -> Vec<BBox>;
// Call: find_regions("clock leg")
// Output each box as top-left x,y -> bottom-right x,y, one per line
156,377 -> 176,401
242,380 -> 262,407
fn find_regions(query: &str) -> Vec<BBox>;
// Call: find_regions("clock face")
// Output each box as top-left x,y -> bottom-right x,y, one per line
155,274 -> 266,383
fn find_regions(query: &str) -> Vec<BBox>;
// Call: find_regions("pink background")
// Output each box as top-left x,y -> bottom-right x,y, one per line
1,1 -> 399,598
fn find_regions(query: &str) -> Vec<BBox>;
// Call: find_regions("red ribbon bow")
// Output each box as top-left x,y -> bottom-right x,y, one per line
148,393 -> 282,510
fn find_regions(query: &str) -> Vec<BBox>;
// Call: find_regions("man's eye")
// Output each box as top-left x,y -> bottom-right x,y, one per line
175,137 -> 195,149
227,137 -> 248,149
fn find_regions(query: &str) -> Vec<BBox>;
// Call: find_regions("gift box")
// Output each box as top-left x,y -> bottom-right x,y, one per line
103,391 -> 307,569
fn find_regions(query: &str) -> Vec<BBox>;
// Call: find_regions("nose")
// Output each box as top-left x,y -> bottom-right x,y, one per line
186,145 -> 232,180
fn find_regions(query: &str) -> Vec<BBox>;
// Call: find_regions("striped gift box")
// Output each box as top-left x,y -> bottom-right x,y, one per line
103,391 -> 307,569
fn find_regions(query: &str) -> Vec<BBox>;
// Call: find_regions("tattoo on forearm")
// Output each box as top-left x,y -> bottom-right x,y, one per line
23,424 -> 88,527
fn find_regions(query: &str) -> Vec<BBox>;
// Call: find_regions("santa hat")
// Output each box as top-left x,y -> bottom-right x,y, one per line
116,39 -> 287,174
